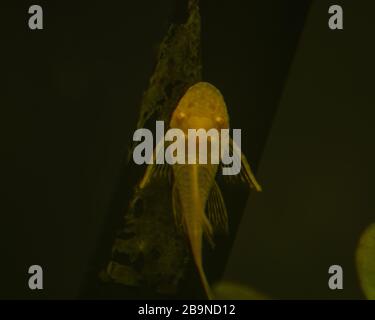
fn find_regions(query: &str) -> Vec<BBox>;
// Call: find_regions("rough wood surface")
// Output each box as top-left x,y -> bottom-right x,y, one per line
99,0 -> 203,298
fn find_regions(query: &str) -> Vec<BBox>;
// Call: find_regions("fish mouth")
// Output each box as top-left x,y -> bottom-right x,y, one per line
184,116 -> 217,132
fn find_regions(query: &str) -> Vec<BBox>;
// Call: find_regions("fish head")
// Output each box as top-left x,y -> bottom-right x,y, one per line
170,82 -> 230,133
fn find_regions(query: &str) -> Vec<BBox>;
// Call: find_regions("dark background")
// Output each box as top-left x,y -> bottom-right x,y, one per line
1,0 -> 374,299
225,1 -> 375,299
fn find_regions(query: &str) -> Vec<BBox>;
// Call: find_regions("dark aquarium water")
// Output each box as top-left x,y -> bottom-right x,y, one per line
1,0 -> 375,302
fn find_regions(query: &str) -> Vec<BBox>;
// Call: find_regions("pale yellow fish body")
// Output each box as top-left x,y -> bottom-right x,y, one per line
170,82 -> 233,300
140,82 -> 261,299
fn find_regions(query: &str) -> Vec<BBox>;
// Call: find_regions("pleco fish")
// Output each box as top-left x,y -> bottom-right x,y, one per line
139,82 -> 261,299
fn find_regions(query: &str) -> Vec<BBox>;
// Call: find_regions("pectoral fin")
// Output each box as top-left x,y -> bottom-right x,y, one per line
207,181 -> 228,234
139,139 -> 171,189
221,138 -> 262,192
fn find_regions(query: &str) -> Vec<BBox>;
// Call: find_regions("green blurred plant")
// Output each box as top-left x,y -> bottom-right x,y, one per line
212,281 -> 269,300
356,223 -> 375,300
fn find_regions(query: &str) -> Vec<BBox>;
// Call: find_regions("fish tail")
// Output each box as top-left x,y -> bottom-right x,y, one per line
187,219 -> 214,300
199,264 -> 214,300
199,256 -> 214,300
178,164 -> 215,299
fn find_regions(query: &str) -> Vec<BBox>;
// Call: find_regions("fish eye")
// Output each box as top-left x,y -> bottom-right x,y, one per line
177,112 -> 186,120
215,116 -> 224,125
